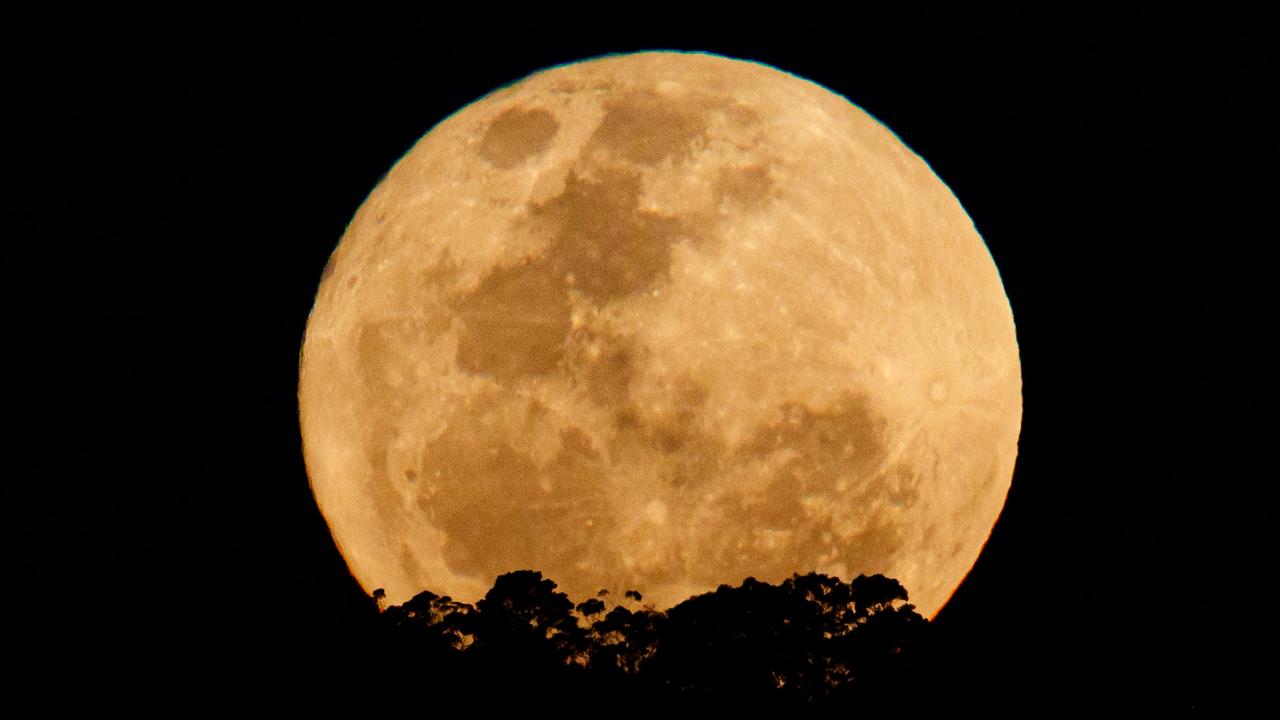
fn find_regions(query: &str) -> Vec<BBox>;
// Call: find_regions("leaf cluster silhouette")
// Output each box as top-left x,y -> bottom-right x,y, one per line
366,570 -> 926,709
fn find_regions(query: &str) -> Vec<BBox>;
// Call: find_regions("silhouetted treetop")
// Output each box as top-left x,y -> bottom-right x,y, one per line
850,573 -> 910,615
372,570 -> 926,707
576,598 -> 606,617
477,570 -> 575,633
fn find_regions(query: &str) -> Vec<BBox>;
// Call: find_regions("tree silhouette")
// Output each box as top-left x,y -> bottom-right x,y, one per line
370,570 -> 926,707
380,589 -> 476,653
468,569 -> 591,689
576,597 -> 606,617
587,603 -> 663,676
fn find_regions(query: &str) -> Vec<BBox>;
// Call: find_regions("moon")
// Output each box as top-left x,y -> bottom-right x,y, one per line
298,51 -> 1021,619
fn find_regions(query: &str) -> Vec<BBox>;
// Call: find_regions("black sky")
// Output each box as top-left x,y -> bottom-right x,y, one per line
10,4 -> 1274,705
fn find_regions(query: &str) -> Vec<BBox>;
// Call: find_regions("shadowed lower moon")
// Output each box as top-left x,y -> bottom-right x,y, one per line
298,52 -> 1022,618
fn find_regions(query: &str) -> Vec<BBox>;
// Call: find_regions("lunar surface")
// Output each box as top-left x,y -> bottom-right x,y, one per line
298,52 -> 1022,618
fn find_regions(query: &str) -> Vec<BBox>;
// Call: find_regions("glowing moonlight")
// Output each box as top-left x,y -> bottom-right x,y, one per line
299,52 -> 1021,618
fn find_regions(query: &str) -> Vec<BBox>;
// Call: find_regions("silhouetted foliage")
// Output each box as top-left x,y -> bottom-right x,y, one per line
473,570 -> 584,670
576,598 -> 606,617
588,603 -> 663,676
380,589 -> 476,654
370,570 -> 926,708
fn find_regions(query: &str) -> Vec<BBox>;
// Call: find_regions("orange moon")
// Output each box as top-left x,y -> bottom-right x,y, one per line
298,51 -> 1021,618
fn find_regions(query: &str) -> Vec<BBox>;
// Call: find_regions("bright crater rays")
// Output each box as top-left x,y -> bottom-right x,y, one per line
298,52 -> 1022,618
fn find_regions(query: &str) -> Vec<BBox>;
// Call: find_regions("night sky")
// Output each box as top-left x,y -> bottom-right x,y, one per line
10,5 -> 1273,706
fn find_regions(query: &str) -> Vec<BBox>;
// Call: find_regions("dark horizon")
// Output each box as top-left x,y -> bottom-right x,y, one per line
9,5 -> 1273,707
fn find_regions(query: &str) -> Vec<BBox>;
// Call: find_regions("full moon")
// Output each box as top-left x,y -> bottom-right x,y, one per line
298,52 -> 1021,619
